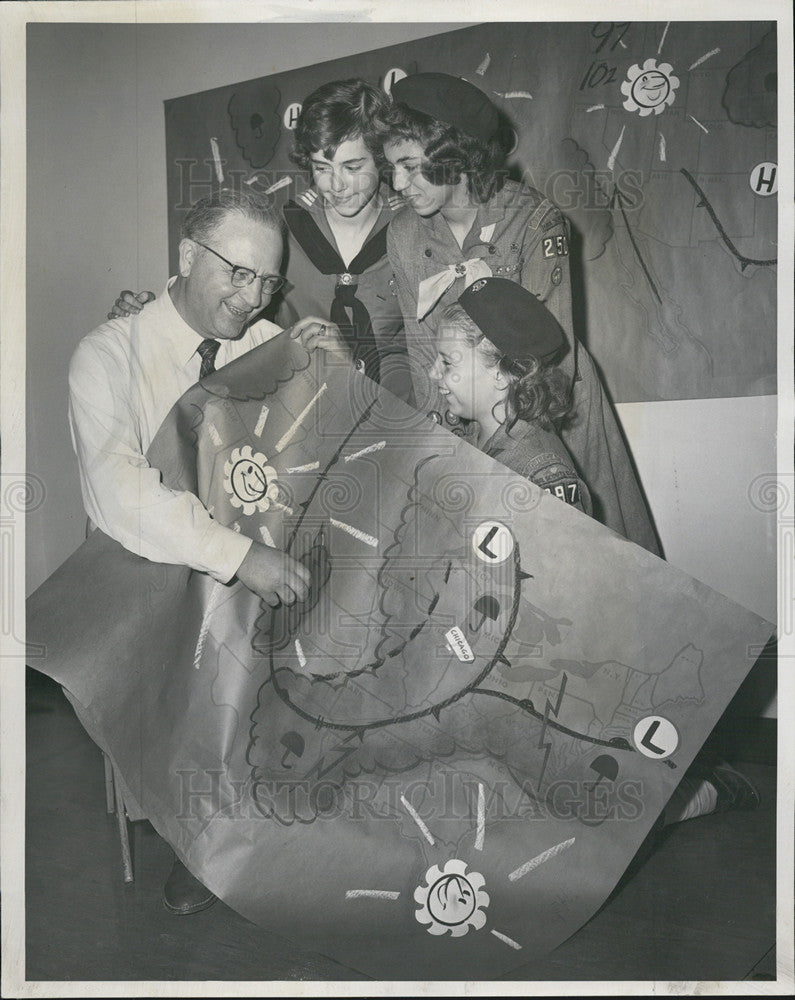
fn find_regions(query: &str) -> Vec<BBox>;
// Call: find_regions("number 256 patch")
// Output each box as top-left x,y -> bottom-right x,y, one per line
542,235 -> 569,258
544,481 -> 580,505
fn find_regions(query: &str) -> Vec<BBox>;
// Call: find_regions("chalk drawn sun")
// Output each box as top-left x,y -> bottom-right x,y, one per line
223,445 -> 279,515
414,859 -> 489,937
621,59 -> 679,116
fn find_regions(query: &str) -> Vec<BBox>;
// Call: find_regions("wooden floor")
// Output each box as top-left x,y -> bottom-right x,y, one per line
25,669 -> 778,985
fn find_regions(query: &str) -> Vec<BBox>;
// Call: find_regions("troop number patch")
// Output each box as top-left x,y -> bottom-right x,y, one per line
542,234 -> 569,258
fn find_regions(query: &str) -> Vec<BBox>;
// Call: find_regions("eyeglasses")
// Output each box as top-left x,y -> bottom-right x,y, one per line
195,241 -> 286,294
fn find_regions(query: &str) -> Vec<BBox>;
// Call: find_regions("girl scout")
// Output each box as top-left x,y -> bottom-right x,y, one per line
381,72 -> 660,553
430,276 -> 591,517
279,78 -> 411,401
108,79 -> 413,402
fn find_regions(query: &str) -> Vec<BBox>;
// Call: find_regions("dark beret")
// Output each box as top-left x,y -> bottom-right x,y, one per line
390,72 -> 500,143
457,277 -> 565,361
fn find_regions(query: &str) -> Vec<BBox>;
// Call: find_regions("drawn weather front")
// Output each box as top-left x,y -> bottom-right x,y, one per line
27,321 -> 765,977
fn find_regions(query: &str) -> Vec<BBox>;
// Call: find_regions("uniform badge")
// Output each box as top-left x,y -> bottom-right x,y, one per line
543,235 -> 569,259
541,211 -> 563,233
544,480 -> 580,505
470,278 -> 488,293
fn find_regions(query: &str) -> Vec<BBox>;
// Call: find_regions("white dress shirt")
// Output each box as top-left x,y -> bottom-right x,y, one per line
68,279 -> 282,582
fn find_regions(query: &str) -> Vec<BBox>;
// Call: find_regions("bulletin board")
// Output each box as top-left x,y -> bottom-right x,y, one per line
164,21 -> 778,404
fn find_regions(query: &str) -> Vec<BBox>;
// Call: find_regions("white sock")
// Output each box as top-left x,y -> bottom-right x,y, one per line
663,776 -> 719,826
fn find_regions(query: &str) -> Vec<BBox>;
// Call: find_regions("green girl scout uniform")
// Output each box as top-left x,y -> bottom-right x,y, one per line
386,73 -> 659,554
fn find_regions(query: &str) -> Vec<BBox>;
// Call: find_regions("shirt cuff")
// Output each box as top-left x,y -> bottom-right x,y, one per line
202,523 -> 256,584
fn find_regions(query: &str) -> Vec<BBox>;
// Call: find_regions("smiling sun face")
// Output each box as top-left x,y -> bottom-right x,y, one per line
622,59 -> 679,116
223,445 -> 279,515
414,860 -> 489,937
632,70 -> 670,107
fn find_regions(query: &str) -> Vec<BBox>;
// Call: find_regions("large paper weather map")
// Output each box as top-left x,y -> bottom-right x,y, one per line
27,334 -> 773,979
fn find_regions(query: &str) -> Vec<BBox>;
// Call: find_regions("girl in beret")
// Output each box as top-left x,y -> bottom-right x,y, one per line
428,277 -> 760,833
379,72 -> 660,554
430,277 -> 591,515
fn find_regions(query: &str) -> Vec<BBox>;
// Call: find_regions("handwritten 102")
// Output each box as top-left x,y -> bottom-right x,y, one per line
580,22 -> 631,91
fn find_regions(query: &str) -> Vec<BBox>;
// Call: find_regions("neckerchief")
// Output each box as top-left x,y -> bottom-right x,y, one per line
284,199 -> 390,380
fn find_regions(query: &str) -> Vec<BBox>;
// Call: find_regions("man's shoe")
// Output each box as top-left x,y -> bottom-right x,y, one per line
707,760 -> 761,813
163,858 -> 217,915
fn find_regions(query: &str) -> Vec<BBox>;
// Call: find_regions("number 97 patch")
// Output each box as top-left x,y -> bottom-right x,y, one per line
544,480 -> 581,506
527,455 -> 586,512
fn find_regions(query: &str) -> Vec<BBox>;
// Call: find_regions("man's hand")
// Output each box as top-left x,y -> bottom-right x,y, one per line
288,317 -> 353,364
235,541 -> 311,607
107,290 -> 155,321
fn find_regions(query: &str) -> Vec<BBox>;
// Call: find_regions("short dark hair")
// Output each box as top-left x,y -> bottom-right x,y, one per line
291,78 -> 390,170
380,103 -> 506,203
181,188 -> 284,245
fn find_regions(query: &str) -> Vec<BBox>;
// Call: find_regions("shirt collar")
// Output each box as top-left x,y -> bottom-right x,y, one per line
416,188 -> 507,249
465,192 -> 507,250
297,182 -> 396,245
485,418 -> 533,454
474,189 -> 507,228
153,276 -> 220,370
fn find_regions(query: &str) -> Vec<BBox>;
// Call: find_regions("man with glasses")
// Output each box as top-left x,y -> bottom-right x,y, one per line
68,188 -> 314,914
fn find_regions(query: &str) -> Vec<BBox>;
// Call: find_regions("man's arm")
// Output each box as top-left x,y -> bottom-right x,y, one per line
68,335 -> 309,603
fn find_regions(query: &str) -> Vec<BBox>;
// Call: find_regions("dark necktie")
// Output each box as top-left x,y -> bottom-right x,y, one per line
197,338 -> 220,378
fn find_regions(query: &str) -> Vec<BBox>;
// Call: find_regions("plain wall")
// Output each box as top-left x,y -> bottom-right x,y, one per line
26,22 -> 777,714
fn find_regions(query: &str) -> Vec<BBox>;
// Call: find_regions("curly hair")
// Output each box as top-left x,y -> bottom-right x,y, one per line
291,78 -> 390,171
378,103 -> 507,203
181,187 -> 284,244
440,303 -> 571,430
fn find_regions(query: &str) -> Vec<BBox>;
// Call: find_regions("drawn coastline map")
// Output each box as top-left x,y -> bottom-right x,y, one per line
27,335 -> 774,979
